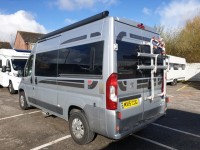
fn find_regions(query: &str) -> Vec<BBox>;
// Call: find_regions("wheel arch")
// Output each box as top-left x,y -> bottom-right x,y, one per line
68,105 -> 83,120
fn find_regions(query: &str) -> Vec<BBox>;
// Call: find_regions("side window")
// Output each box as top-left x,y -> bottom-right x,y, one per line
58,41 -> 103,76
24,55 -> 34,77
182,64 -> 186,70
174,64 -> 180,70
35,50 -> 58,77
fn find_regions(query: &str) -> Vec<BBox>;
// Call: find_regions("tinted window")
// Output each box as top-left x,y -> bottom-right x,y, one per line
58,41 -> 103,76
35,50 -> 58,77
11,59 -> 27,71
24,55 -> 34,77
0,60 -> 2,68
117,40 -> 163,79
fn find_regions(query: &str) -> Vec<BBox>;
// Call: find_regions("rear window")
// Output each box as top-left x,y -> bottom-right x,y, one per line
117,40 -> 163,79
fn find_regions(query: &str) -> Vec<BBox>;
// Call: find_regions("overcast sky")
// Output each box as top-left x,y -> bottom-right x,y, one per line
0,0 -> 200,43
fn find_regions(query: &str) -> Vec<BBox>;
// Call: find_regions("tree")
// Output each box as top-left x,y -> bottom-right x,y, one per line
155,16 -> 200,63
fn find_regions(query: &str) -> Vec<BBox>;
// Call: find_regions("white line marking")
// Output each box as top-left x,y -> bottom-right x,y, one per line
152,123 -> 200,138
30,135 -> 71,150
133,134 -> 177,150
0,111 -> 40,121
176,84 -> 188,91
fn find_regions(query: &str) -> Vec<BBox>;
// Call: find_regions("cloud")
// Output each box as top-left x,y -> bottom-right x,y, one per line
142,7 -> 152,15
0,10 -> 47,44
55,0 -> 118,11
157,0 -> 200,30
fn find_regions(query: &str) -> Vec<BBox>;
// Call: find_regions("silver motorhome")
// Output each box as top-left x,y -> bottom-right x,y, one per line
19,11 -> 168,144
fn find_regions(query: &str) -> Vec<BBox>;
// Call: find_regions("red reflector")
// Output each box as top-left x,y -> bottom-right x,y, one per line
116,125 -> 120,131
117,112 -> 122,119
165,97 -> 170,103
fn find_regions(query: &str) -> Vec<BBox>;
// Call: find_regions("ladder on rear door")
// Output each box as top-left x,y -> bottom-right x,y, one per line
137,38 -> 168,101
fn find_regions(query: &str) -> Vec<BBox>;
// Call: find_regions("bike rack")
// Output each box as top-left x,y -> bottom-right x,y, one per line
137,38 -> 168,101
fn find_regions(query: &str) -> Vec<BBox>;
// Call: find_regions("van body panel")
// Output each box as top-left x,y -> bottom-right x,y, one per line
19,13 -> 167,141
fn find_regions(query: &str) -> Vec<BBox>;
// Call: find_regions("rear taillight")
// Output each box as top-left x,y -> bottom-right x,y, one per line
106,73 -> 118,110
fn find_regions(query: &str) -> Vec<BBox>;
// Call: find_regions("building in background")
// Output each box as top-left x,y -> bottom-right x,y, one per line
14,31 -> 44,50
0,41 -> 12,49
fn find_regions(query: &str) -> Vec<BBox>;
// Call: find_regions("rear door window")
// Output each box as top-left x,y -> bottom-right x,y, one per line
117,40 -> 163,79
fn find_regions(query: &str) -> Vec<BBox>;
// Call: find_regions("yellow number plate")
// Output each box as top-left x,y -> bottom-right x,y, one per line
122,99 -> 139,109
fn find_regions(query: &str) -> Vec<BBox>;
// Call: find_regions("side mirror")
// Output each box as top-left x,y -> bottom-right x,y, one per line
2,66 -> 6,72
6,67 -> 11,72
18,70 -> 24,77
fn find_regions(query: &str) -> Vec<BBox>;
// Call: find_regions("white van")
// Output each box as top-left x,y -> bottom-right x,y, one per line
0,49 -> 30,94
19,11 -> 168,144
166,55 -> 186,85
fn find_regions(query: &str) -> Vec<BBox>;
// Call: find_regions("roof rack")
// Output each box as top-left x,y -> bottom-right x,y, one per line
40,11 -> 109,40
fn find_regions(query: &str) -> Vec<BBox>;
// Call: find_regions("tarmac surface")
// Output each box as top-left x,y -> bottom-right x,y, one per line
0,82 -> 200,150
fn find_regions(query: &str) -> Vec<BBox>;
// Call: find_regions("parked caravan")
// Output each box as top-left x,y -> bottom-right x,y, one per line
166,55 -> 186,85
0,49 -> 30,94
18,11 -> 169,144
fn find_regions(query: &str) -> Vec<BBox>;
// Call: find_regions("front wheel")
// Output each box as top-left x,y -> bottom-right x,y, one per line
8,81 -> 17,94
69,111 -> 95,145
19,91 -> 29,110
171,79 -> 177,86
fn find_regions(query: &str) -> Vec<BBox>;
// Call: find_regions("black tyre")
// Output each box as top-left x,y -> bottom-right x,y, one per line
8,81 -> 17,94
69,111 -> 95,145
19,91 -> 29,110
171,79 -> 177,86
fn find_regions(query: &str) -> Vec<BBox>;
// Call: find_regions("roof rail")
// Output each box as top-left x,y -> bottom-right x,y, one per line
40,11 -> 109,40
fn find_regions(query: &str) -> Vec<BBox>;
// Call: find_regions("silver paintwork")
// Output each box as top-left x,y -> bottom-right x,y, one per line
19,15 -> 167,140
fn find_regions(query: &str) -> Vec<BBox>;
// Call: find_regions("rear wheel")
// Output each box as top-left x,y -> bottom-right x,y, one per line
19,91 -> 29,110
8,81 -> 17,94
171,79 -> 177,86
69,110 -> 95,145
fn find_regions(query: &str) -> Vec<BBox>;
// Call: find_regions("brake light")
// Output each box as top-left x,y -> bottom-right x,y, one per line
106,73 -> 118,110
137,23 -> 145,29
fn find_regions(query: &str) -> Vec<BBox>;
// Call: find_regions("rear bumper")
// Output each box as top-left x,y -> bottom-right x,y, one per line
106,110 -> 165,140
110,113 -> 165,140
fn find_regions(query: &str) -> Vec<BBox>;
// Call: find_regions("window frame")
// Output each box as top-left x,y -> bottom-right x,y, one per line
24,55 -> 34,77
